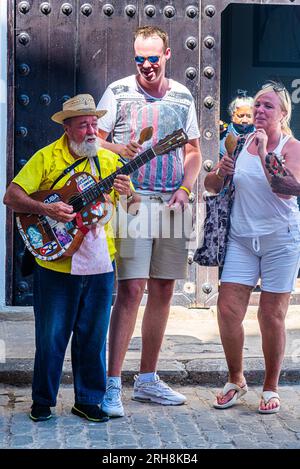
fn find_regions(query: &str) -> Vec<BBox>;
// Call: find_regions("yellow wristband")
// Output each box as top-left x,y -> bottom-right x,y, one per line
179,185 -> 191,196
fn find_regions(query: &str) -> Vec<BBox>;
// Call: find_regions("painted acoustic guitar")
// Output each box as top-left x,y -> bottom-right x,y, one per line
16,128 -> 188,261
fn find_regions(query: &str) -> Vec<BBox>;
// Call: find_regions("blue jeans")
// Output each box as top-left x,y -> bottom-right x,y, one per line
32,264 -> 114,406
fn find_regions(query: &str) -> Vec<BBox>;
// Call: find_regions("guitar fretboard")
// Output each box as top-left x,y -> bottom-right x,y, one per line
97,147 -> 156,194
69,127 -> 187,212
71,147 -> 156,211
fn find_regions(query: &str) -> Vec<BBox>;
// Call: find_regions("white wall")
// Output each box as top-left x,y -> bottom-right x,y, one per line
0,0 -> 7,308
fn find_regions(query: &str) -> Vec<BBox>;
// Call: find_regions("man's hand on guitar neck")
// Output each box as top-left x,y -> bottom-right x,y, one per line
113,174 -> 140,214
113,174 -> 132,196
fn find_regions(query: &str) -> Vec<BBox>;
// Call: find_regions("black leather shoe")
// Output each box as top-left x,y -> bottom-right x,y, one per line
71,403 -> 109,422
30,403 -> 52,422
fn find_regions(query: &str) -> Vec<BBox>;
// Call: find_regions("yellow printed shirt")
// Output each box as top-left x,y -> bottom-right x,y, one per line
13,134 -> 124,273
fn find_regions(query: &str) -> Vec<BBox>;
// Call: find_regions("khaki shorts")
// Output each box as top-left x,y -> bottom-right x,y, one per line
114,193 -> 193,280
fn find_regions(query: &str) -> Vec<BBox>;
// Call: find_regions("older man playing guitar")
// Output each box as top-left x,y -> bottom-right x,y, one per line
3,94 -> 138,423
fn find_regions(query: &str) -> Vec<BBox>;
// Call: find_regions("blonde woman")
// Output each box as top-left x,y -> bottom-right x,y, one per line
205,82 -> 300,414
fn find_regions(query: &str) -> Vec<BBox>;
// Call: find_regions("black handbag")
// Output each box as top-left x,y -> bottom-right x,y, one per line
193,137 -> 246,267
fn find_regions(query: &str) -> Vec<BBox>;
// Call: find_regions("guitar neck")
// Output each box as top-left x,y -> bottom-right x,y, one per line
93,147 -> 157,196
72,128 -> 187,209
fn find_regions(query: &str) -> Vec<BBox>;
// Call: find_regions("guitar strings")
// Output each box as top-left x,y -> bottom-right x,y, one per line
41,134 -> 181,215
67,133 -> 181,209
67,148 -> 157,209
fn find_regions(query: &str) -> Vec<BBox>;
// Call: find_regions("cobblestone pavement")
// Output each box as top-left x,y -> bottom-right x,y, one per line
1,384 -> 300,449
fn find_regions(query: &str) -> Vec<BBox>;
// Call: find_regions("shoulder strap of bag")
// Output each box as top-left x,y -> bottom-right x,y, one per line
232,135 -> 247,164
224,135 -> 247,187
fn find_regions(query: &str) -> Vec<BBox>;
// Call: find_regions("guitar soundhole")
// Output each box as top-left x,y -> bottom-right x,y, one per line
69,194 -> 82,211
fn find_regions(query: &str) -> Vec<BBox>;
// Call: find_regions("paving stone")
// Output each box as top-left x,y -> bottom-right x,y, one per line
211,443 -> 236,449
180,436 -> 207,449
0,395 -> 9,405
203,431 -> 232,444
10,435 -> 34,447
231,435 -> 267,449
138,436 -> 162,447
134,425 -> 157,435
215,424 -> 242,435
11,423 -> 36,434
109,435 -> 138,446
282,442 -> 300,449
0,416 -> 8,426
39,442 -> 62,449
112,445 -> 140,449
280,419 -> 300,432
88,433 -> 109,442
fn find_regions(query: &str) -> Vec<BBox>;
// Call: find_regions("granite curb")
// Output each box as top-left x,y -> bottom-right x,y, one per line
1,357 -> 299,386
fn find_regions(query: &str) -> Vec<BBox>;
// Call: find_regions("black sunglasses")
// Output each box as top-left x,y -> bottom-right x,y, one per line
262,81 -> 288,98
134,55 -> 160,65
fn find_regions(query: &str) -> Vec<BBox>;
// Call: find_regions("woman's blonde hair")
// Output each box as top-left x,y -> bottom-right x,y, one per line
254,83 -> 293,136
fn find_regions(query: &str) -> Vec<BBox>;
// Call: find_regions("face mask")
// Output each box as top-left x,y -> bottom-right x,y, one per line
232,123 -> 255,135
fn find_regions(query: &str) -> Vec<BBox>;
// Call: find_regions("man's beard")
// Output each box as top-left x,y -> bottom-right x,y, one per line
69,136 -> 101,158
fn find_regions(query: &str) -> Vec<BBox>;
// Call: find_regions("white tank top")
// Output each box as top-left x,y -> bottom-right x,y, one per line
231,133 -> 299,237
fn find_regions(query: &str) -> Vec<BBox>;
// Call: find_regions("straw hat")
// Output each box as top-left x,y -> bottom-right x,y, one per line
51,94 -> 107,124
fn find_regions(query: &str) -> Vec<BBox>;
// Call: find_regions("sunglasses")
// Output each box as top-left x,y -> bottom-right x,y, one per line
134,55 -> 160,65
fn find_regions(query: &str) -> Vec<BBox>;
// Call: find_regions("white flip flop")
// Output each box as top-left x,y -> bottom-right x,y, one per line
258,391 -> 280,414
213,382 -> 248,409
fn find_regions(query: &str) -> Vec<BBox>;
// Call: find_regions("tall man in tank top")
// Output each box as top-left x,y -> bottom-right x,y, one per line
97,26 -> 201,416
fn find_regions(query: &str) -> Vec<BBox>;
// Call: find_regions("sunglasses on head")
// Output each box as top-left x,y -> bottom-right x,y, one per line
262,81 -> 288,97
134,55 -> 160,65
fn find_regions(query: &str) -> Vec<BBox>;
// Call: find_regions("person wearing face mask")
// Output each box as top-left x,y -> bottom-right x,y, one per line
220,91 -> 255,158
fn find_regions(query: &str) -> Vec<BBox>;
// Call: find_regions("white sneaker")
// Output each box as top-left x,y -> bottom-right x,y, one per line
132,374 -> 187,406
101,380 -> 124,417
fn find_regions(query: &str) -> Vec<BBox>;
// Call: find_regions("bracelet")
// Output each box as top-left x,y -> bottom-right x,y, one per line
179,185 -> 191,196
215,168 -> 225,180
